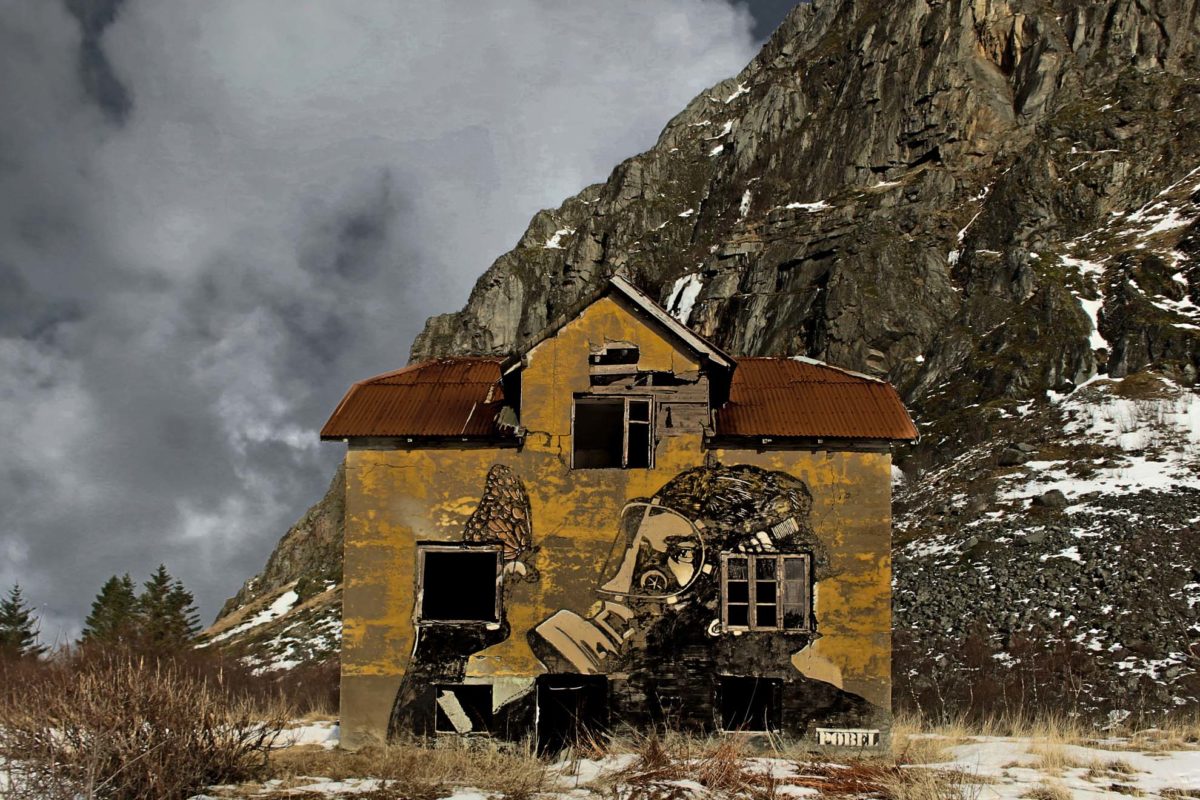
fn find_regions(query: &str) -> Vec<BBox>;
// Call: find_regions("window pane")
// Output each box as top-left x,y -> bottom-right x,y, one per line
573,400 -> 624,468
627,399 -> 651,422
755,581 -> 776,605
726,581 -> 749,604
726,558 -> 748,580
755,558 -> 776,579
782,556 -> 808,630
727,604 -> 749,627
626,421 -> 650,468
421,550 -> 498,621
755,605 -> 778,628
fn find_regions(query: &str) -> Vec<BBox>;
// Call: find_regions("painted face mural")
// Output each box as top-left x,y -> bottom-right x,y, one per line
531,464 -> 828,675
600,503 -> 704,597
530,464 -> 876,738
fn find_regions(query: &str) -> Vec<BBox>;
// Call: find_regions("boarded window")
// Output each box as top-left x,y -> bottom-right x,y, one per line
718,677 -> 781,732
434,684 -> 493,734
720,554 -> 811,632
572,397 -> 653,469
418,546 -> 501,623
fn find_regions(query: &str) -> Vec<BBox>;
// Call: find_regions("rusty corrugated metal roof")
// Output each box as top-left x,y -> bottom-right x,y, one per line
320,358 -> 515,440
714,357 -> 918,441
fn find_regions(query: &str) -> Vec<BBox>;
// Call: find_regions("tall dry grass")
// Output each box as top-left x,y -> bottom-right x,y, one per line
268,737 -> 548,798
0,652 -> 288,800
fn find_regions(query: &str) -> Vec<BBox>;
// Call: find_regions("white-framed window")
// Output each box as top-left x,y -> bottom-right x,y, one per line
720,553 -> 811,632
572,396 -> 653,469
416,544 -> 501,623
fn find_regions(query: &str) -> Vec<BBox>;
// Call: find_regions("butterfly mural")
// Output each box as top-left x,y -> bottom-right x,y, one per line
462,465 -> 537,578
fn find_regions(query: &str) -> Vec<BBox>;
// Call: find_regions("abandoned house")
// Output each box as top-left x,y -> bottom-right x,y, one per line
321,276 -> 917,751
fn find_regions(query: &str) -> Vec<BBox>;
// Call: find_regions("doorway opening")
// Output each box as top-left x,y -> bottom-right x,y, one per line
535,674 -> 608,753
717,676 -> 781,732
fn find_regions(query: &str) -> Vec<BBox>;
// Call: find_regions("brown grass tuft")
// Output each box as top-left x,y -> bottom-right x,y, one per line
267,737 -> 547,798
0,652 -> 287,800
1022,782 -> 1073,800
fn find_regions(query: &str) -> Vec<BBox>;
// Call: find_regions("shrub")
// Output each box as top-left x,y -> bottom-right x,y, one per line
0,651 -> 287,799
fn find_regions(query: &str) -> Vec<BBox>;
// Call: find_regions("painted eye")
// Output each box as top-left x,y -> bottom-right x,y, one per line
670,547 -> 696,563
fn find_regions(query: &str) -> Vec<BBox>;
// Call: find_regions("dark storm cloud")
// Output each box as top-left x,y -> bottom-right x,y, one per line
0,0 -> 757,640
738,0 -> 801,41
62,0 -> 132,123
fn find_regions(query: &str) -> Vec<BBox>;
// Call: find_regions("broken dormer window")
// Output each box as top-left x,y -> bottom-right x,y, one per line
572,397 -> 653,469
720,553 -> 811,632
589,342 -> 639,367
589,343 -> 641,386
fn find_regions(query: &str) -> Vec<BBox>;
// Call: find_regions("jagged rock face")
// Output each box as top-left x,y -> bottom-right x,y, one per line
412,0 -> 1200,433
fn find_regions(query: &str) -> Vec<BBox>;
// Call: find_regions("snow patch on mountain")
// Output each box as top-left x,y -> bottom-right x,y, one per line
666,273 -> 704,325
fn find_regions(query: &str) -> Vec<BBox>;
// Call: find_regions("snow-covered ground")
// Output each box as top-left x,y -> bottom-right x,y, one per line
998,375 -> 1200,508
192,730 -> 1200,799
272,720 -> 340,750
203,590 -> 300,646
937,736 -> 1200,799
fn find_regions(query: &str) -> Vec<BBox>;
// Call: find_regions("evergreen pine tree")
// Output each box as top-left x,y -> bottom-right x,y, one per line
138,565 -> 200,652
81,574 -> 139,646
0,584 -> 47,658
166,579 -> 201,642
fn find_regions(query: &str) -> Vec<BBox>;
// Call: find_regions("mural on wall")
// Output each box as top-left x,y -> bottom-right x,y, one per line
463,465 -> 538,579
388,462 -> 880,740
530,464 -> 877,735
388,464 -> 539,738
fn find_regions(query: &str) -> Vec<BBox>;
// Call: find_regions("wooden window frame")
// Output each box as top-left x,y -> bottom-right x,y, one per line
414,543 -> 503,624
719,553 -> 812,633
571,395 -> 655,470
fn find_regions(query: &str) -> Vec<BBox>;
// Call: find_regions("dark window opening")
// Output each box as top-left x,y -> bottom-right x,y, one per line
718,677 -> 781,732
535,675 -> 608,754
573,397 -> 653,469
626,418 -> 651,468
573,400 -> 624,468
419,547 -> 500,622
721,554 -> 811,632
434,684 -> 493,734
590,344 -> 639,366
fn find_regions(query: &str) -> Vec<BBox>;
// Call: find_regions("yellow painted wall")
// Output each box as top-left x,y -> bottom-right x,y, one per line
338,295 -> 894,748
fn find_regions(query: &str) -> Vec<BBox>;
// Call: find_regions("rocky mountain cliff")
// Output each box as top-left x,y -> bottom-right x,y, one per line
215,0 -> 1200,717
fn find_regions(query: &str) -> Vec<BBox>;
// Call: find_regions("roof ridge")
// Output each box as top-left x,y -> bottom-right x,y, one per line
511,276 -> 734,370
788,355 -> 886,384
607,275 -> 733,369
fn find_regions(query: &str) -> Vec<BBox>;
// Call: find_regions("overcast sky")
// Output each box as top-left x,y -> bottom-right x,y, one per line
0,0 -> 792,642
